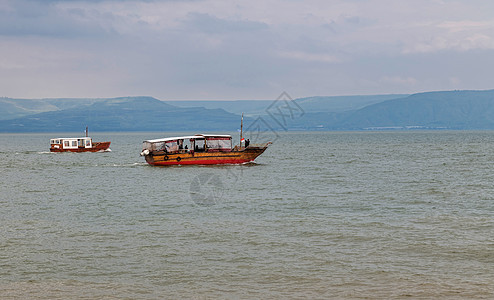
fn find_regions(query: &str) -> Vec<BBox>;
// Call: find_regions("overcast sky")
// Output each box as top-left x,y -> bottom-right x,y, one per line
1,0 -> 494,100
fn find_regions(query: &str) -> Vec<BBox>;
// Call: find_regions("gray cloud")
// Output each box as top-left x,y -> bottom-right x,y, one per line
0,0 -> 116,38
1,0 -> 494,100
183,12 -> 269,34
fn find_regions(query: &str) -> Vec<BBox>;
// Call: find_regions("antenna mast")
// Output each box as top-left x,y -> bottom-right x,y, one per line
240,113 -> 243,148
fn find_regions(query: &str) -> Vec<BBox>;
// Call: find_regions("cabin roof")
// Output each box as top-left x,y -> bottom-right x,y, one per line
144,134 -> 231,143
51,137 -> 91,140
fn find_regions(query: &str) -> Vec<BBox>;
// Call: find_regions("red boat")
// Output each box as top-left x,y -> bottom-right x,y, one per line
140,114 -> 270,166
50,127 -> 111,153
140,134 -> 270,166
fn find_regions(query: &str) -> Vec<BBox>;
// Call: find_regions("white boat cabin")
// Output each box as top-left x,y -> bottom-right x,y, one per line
50,137 -> 93,149
142,134 -> 232,154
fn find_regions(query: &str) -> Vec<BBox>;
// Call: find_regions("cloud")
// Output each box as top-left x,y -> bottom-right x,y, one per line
403,30 -> 494,54
183,12 -> 268,34
438,20 -> 494,33
0,0 -> 119,38
380,76 -> 418,86
278,51 -> 343,63
1,0 -> 494,99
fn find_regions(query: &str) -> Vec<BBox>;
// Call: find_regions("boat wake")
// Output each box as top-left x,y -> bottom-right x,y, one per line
106,162 -> 147,167
14,151 -> 54,155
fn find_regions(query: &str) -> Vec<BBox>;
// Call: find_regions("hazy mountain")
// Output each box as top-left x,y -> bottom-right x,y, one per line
0,98 -> 58,120
0,97 -> 112,120
0,97 -> 245,132
1,94 -> 406,121
165,100 -> 275,117
165,94 -> 409,116
295,94 -> 409,113
287,90 -> 494,130
2,90 -> 494,132
337,89 -> 494,130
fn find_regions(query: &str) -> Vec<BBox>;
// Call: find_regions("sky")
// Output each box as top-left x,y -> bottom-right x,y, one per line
1,0 -> 494,100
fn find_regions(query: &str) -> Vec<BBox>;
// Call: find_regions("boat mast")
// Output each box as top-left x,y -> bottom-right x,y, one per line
240,113 -> 243,148
85,126 -> 88,137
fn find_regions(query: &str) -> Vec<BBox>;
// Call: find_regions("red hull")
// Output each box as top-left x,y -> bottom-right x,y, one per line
147,157 -> 254,166
50,141 -> 111,153
144,145 -> 269,166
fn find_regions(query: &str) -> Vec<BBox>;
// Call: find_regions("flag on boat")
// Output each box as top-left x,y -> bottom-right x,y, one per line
241,138 -> 245,142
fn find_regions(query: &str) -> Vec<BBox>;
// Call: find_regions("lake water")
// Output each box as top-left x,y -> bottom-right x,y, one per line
1,131 -> 494,299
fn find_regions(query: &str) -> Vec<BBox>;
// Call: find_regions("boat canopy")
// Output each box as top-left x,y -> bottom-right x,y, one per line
143,134 -> 231,143
142,134 -> 232,152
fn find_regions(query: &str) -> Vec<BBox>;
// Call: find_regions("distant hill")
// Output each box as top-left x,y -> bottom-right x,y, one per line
288,90 -> 494,130
165,100 -> 274,117
0,98 -> 57,120
0,97 -> 245,132
2,90 -> 494,132
339,89 -> 494,130
0,97 -> 110,120
295,94 -> 409,113
165,94 -> 409,116
1,94 -> 407,121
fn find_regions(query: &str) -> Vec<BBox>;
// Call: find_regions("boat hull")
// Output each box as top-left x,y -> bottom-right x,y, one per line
144,145 -> 268,166
50,141 -> 111,153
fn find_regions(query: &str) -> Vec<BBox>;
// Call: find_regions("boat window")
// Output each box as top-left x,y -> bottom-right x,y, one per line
165,140 -> 179,152
64,141 -> 70,147
72,141 -> 77,147
155,142 -> 165,151
56,140 -> 60,144
85,140 -> 91,147
206,137 -> 232,150
142,141 -> 152,151
184,140 -> 191,151
50,139 -> 55,144
194,139 -> 205,152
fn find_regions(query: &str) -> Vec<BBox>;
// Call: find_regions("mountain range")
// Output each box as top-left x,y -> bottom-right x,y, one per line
1,89 -> 494,132
0,96 -> 242,132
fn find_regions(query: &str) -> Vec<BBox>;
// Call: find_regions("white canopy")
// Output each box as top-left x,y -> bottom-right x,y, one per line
144,134 -> 231,143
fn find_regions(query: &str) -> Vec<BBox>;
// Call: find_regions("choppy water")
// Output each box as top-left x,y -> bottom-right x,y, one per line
1,131 -> 494,299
